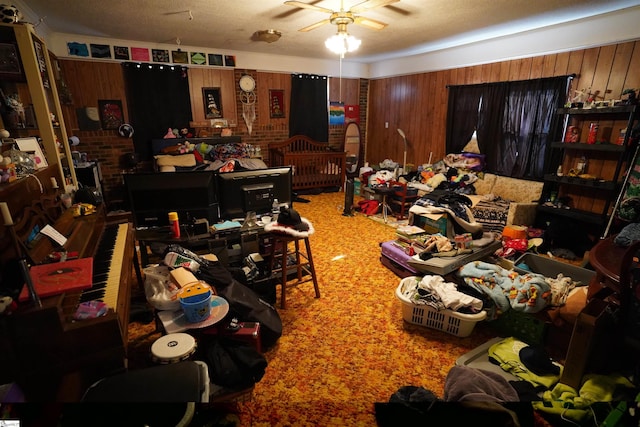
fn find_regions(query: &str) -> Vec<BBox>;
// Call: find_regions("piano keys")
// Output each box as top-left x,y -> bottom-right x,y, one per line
1,204 -> 136,401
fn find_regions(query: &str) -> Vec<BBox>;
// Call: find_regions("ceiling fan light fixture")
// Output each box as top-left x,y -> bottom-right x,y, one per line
254,29 -> 282,43
325,31 -> 361,55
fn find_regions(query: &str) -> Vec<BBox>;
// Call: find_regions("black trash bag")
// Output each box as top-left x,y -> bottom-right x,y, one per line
197,262 -> 282,349
204,338 -> 267,389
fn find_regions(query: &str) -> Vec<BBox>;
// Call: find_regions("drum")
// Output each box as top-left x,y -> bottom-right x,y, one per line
151,333 -> 197,364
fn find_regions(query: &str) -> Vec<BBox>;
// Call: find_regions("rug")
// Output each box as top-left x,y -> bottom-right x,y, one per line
127,191 -> 499,426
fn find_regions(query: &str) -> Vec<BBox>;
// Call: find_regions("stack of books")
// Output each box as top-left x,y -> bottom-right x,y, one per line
394,225 -> 429,254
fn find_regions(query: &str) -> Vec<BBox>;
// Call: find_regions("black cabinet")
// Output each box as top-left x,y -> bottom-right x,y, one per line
537,105 -> 638,235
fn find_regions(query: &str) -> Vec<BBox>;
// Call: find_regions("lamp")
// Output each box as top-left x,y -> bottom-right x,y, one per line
397,128 -> 407,175
325,23 -> 360,56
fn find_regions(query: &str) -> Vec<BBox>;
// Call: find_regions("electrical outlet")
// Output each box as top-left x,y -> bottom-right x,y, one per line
385,122 -> 389,128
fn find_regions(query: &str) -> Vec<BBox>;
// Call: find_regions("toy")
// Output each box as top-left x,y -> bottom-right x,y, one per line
0,4 -> 22,24
163,127 -> 176,138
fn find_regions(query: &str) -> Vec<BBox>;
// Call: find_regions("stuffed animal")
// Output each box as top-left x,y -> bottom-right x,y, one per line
163,128 -> 176,139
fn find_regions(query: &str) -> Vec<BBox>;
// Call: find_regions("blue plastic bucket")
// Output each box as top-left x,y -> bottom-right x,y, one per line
178,283 -> 212,323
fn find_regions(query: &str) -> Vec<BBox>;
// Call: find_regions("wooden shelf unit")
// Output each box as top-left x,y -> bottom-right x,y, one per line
0,22 -> 77,189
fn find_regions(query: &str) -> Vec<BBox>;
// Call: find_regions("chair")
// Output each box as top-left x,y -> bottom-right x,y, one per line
269,234 -> 320,309
388,180 -> 419,220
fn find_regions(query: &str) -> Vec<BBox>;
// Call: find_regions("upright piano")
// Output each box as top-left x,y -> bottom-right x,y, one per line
2,203 -> 136,402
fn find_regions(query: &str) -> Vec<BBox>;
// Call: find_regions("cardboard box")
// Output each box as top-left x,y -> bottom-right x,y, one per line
410,212 -> 454,237
559,298 -> 613,390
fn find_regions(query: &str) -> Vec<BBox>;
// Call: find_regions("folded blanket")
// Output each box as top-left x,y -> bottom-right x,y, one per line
458,261 -> 551,319
444,365 -> 519,402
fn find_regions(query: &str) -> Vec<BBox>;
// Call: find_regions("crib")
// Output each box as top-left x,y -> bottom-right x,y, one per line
268,135 -> 346,191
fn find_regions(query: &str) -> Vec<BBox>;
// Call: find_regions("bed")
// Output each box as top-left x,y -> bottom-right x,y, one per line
268,135 -> 346,191
151,137 -> 268,172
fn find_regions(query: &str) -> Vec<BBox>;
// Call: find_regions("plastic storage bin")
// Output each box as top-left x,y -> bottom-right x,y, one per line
513,253 -> 595,286
395,277 -> 486,337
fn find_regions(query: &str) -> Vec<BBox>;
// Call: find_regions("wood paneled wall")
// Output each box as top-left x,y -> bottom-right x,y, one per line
55,61 -> 363,201
367,41 -> 640,170
55,39 -> 640,208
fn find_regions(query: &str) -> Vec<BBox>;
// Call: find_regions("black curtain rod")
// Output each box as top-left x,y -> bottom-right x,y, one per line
446,74 -> 576,89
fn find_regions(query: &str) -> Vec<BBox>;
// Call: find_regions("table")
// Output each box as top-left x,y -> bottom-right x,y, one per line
136,222 -> 267,267
372,186 -> 395,223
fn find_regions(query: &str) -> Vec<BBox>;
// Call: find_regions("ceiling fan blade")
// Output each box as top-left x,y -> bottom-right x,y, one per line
299,19 -> 331,32
350,0 -> 400,14
353,16 -> 388,30
284,1 -> 334,14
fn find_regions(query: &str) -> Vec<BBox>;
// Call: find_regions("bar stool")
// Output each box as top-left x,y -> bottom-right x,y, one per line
264,206 -> 320,309
269,234 -> 320,309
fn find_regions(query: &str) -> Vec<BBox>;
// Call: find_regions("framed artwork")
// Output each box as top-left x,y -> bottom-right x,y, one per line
224,55 -> 236,67
345,104 -> 360,124
98,99 -> 124,130
90,43 -> 111,59
202,88 -> 222,119
131,47 -> 150,62
113,46 -> 130,60
31,36 -> 50,88
269,89 -> 285,118
329,102 -> 345,125
15,137 -> 48,169
67,41 -> 89,57
172,50 -> 188,64
152,49 -> 169,63
190,52 -> 206,65
208,54 -> 223,66
0,42 -> 24,81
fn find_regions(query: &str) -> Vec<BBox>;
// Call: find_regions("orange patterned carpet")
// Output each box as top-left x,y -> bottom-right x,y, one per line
127,191 -> 500,426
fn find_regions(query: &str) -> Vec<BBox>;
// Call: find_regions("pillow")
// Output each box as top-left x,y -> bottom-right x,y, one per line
473,173 -> 497,195
154,154 -> 196,168
492,176 -> 543,204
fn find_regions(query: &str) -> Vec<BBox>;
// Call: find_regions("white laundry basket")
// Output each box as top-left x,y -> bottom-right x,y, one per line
395,276 -> 486,337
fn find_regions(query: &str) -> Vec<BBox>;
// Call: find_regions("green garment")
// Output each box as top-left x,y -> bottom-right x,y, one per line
532,374 -> 635,424
488,337 -> 562,389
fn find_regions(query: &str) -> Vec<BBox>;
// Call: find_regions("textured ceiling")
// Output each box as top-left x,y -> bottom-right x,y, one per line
18,0 -> 639,62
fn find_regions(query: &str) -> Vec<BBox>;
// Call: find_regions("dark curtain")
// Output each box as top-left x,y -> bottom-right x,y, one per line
446,85 -> 484,153
123,63 -> 192,160
500,78 -> 568,177
477,84 -> 507,169
289,73 -> 329,142
446,76 -> 570,179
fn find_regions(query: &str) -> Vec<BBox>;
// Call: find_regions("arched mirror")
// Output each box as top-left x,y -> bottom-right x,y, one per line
342,122 -> 363,216
343,122 -> 363,178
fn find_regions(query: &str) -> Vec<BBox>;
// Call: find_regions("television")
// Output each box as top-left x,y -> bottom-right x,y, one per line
123,171 -> 219,228
216,167 -> 293,220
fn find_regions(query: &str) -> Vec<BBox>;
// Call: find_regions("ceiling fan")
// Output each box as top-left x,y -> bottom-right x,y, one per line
284,0 -> 400,33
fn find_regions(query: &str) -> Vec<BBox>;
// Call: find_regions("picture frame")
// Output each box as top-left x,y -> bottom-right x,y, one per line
98,99 -> 124,130
269,89 -> 285,118
224,55 -> 236,67
208,54 -> 223,66
31,35 -> 50,88
190,52 -> 206,65
113,46 -> 130,60
15,137 -> 48,169
0,42 -> 24,81
152,49 -> 169,63
172,50 -> 188,64
202,88 -> 222,119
